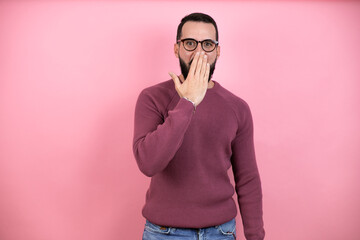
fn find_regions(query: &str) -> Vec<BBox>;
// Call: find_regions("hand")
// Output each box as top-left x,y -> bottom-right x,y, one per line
169,51 -> 210,107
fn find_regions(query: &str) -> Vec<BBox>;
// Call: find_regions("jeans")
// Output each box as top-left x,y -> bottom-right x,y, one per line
142,218 -> 236,240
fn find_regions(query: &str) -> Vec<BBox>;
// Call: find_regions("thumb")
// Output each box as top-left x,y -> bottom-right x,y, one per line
168,72 -> 181,89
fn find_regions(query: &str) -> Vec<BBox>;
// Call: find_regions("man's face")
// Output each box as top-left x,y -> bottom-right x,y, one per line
174,21 -> 220,82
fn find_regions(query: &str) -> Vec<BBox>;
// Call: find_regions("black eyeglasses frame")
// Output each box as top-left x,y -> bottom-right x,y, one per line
177,38 -> 219,52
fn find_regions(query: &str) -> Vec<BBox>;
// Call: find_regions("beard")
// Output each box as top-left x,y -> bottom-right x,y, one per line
179,57 -> 217,82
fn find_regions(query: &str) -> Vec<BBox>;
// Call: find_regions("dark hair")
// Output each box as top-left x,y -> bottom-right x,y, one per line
176,13 -> 218,41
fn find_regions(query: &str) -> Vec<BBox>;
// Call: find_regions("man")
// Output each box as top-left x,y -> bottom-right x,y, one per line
133,13 -> 265,240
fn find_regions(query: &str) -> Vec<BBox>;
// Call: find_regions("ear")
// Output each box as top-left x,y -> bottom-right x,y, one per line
174,43 -> 179,58
216,45 -> 221,58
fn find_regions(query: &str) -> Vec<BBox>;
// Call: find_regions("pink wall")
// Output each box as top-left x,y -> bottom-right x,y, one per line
0,1 -> 359,239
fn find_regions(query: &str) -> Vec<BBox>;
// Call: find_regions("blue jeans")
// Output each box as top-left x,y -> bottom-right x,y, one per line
142,218 -> 236,240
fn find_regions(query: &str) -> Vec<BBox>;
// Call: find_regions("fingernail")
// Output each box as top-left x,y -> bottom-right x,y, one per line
204,55 -> 207,58
196,52 -> 200,55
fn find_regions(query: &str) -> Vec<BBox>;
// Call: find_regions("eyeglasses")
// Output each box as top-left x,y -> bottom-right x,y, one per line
177,38 -> 219,52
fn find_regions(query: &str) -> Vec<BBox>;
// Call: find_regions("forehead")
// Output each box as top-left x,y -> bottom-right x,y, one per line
181,21 -> 216,40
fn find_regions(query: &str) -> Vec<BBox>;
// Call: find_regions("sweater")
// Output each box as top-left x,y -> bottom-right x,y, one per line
133,80 -> 265,239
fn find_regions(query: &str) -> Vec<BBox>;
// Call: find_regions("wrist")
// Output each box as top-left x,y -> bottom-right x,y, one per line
183,97 -> 196,111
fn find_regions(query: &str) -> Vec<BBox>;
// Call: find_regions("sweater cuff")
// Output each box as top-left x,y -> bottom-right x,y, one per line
179,97 -> 196,113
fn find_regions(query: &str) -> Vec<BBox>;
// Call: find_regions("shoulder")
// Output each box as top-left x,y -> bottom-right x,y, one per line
214,83 -> 254,135
140,80 -> 176,98
214,82 -> 251,114
136,80 -> 177,112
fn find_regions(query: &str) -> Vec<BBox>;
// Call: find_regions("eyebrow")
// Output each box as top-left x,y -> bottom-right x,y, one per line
181,38 -> 216,41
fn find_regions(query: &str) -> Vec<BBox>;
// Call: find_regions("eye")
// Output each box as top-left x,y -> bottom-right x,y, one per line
203,41 -> 214,47
185,40 -> 196,46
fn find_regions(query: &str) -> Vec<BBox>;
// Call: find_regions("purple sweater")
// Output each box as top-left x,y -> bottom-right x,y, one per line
133,80 -> 265,239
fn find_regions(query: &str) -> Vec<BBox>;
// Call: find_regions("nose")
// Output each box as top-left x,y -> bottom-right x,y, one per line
192,43 -> 207,59
194,42 -> 202,53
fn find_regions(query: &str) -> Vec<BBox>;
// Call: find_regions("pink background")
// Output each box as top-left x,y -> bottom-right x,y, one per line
1,1 -> 359,239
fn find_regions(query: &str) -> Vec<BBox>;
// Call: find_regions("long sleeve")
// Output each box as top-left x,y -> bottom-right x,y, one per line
231,104 -> 265,240
133,88 -> 194,177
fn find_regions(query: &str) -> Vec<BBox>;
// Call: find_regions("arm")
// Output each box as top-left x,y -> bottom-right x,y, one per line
231,104 -> 265,240
133,51 -> 210,177
133,92 -> 194,177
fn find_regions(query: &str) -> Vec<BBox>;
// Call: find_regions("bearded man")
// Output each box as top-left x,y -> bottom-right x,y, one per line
133,12 -> 265,240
